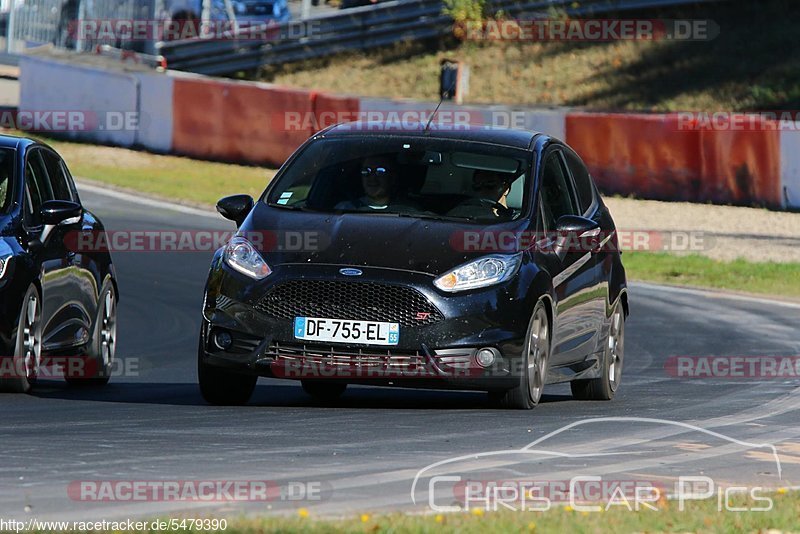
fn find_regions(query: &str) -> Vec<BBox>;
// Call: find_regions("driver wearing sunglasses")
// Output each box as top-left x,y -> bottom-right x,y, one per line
336,156 -> 400,211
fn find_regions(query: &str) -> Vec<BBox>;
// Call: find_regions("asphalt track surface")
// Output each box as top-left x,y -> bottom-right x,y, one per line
1,186 -> 799,522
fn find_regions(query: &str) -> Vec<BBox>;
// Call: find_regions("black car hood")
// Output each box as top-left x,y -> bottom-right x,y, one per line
243,203 -> 529,276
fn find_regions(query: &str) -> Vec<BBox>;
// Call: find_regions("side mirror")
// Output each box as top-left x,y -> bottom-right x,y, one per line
554,215 -> 602,257
41,200 -> 82,226
216,195 -> 254,227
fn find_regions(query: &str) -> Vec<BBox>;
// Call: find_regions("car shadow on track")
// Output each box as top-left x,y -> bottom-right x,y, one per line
30,380 -> 574,409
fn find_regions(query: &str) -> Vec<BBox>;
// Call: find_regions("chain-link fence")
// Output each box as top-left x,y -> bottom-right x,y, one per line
2,1 -> 216,56
4,0 -> 157,54
5,0 -> 62,53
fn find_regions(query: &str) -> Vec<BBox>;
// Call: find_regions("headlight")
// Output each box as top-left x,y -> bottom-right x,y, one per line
223,237 -> 271,280
434,253 -> 522,292
0,255 -> 9,278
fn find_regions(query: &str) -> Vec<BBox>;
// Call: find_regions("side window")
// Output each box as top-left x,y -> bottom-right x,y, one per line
24,151 -> 53,227
539,151 -> 577,231
564,149 -> 595,214
41,150 -> 74,201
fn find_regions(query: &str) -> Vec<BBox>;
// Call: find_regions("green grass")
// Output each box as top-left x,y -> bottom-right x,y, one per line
623,252 -> 800,298
250,491 -> 799,533
265,0 -> 800,111
43,490 -> 800,533
12,131 -> 277,206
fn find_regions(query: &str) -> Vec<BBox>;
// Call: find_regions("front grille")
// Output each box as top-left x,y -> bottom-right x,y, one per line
267,342 -> 427,371
264,342 -> 474,378
254,280 -> 443,326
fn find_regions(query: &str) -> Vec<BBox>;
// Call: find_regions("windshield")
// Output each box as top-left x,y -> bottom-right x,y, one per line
0,148 -> 13,214
265,136 -> 531,223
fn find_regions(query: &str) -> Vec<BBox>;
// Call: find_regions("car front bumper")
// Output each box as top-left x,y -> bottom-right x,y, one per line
199,258 -> 536,391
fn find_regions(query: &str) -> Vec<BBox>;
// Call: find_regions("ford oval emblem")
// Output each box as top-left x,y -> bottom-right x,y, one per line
339,268 -> 363,276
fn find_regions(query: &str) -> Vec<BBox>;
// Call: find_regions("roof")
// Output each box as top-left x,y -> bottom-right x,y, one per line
0,133 -> 35,150
320,121 -> 542,150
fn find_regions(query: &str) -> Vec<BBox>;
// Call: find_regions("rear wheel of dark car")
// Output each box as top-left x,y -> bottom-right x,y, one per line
301,380 -> 347,401
489,301 -> 550,409
571,301 -> 624,401
197,335 -> 257,405
0,284 -> 42,394
66,281 -> 116,387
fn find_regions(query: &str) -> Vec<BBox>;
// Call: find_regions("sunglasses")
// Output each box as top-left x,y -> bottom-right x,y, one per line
361,166 -> 388,177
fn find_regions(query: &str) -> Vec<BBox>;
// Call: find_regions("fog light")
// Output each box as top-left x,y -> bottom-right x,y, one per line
213,329 -> 233,351
475,348 -> 497,368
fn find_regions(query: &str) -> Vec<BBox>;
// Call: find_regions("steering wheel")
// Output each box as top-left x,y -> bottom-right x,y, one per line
471,198 -> 513,217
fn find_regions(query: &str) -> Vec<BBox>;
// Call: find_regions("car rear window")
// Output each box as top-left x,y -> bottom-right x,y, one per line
265,136 -> 532,223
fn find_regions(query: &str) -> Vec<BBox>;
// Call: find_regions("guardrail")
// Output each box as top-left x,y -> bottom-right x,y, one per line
159,0 -> 723,76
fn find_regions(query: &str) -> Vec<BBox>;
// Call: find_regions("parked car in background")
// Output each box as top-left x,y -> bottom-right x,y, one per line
339,0 -> 387,9
165,0 -> 290,29
228,0 -> 290,24
50,0 -> 291,52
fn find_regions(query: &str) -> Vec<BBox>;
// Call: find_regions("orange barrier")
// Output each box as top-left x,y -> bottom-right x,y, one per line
172,77 -> 315,167
565,112 -> 782,207
698,121 -> 781,206
312,93 -> 360,134
566,112 -> 702,201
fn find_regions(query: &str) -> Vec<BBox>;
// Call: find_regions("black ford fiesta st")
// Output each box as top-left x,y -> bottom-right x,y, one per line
199,123 -> 628,409
0,135 -> 118,393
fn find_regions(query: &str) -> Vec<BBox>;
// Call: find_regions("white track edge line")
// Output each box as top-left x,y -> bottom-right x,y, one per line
77,181 -> 219,219
632,281 -> 800,309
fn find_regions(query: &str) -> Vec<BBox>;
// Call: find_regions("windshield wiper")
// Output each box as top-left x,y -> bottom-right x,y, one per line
336,211 -> 473,221
267,202 -> 320,212
397,213 -> 476,222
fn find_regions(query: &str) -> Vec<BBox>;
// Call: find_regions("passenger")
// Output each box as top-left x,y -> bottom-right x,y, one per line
448,169 -> 514,218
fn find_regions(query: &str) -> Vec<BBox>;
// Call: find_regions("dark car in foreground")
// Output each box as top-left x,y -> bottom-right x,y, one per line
0,135 -> 118,393
199,123 -> 628,409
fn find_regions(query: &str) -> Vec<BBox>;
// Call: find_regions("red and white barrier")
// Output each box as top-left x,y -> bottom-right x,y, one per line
17,55 -> 800,209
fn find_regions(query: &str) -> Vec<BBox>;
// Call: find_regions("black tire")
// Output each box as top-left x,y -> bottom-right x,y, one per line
571,301 -> 625,401
301,380 -> 347,401
66,281 -> 116,387
488,301 -> 550,410
197,335 -> 257,405
0,284 -> 42,394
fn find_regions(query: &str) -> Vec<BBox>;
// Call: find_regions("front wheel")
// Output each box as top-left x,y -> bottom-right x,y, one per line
198,334 -> 257,405
0,284 -> 42,393
488,302 -> 550,409
571,301 -> 624,401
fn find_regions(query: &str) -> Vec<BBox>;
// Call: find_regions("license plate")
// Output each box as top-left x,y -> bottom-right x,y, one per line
294,317 -> 399,346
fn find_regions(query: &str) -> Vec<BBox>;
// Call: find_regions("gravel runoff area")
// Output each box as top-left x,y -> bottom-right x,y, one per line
604,197 -> 800,263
